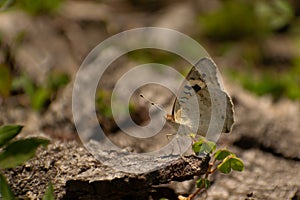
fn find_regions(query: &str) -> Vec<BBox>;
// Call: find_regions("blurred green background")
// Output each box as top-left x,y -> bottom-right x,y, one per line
0,0 -> 299,115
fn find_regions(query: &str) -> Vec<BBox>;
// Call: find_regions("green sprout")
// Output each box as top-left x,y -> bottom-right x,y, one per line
186,137 -> 244,200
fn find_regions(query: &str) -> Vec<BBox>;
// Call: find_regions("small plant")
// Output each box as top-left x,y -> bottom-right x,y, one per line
0,124 -> 54,200
179,137 -> 244,200
12,71 -> 70,111
0,0 -> 64,15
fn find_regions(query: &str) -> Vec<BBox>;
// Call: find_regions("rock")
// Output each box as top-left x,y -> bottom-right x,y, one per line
2,141 -> 210,199
203,147 -> 300,200
228,84 -> 300,160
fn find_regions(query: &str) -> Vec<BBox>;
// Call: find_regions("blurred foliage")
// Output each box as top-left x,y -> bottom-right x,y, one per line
0,65 -> 11,97
12,71 -> 70,111
199,0 -> 293,40
0,125 -> 22,148
42,182 -> 55,200
0,124 -> 53,200
0,0 -> 298,103
0,0 -> 64,15
0,137 -> 49,169
199,1 -> 266,40
128,49 -> 179,65
255,0 -> 293,31
199,0 -> 299,100
0,125 -> 49,169
127,49 -> 192,76
0,173 -> 17,200
227,64 -> 300,100
46,70 -> 70,91
96,89 -> 136,119
96,89 -> 113,118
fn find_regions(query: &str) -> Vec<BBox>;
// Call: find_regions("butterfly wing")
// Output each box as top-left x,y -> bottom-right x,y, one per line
172,57 -> 234,136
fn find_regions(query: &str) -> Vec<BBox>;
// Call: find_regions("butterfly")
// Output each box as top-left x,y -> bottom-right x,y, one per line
166,57 -> 234,138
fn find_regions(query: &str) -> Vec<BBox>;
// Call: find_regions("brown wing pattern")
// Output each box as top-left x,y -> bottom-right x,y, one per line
171,57 -> 234,135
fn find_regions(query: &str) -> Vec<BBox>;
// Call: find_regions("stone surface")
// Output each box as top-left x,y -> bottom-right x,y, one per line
202,148 -> 300,200
228,84 -> 300,160
2,142 -> 210,199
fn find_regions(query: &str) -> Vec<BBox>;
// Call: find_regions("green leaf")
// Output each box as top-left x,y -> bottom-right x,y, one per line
214,149 -> 233,160
0,173 -> 17,200
192,138 -> 216,154
42,182 -> 55,200
217,156 -> 232,174
230,157 -> 244,172
192,140 -> 204,154
204,179 -> 211,189
0,125 -> 23,148
217,156 -> 244,174
202,141 -> 216,154
0,138 -> 49,169
196,178 -> 211,189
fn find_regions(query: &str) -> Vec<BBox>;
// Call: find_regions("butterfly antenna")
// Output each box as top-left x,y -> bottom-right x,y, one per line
139,94 -> 167,114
